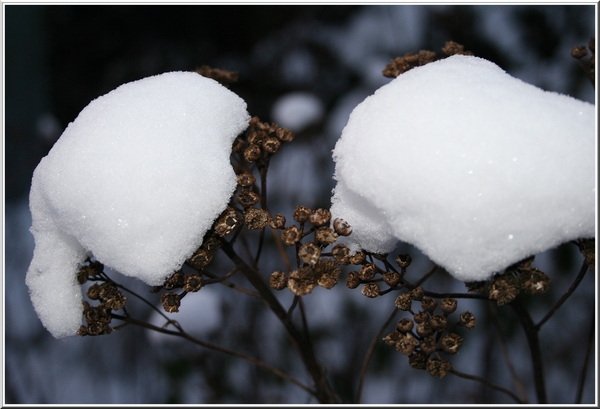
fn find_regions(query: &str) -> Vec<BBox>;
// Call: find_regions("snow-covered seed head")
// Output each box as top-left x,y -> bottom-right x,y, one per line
410,286 -> 425,301
243,208 -> 270,230
359,263 -> 377,280
421,297 -> 438,313
189,248 -> 213,270
161,292 -> 181,313
396,318 -> 414,333
440,333 -> 463,354
332,218 -> 353,236
237,172 -> 256,187
298,242 -> 321,266
244,144 -> 262,162
183,274 -> 203,293
521,269 -> 551,294
262,136 -> 281,154
429,315 -> 447,332
426,358 -> 451,379
275,127 -> 294,142
316,258 -> 341,289
215,207 -> 239,236
383,271 -> 401,287
281,225 -> 302,246
309,208 -> 331,227
395,293 -> 412,311
315,227 -> 338,246
489,274 -> 520,305
293,206 -> 313,223
269,213 -> 286,230
419,335 -> 437,355
361,282 -> 380,298
332,243 -> 351,264
349,250 -> 366,265
396,254 -> 412,269
459,311 -> 476,329
440,298 -> 458,315
346,271 -> 360,289
270,270 -> 288,290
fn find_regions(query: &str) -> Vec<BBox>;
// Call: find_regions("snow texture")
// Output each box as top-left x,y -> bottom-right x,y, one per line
26,71 -> 249,338
331,55 -> 595,282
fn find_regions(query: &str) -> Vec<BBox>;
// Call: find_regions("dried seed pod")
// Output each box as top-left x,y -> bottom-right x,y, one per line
409,286 -> 425,301
521,268 -> 551,294
571,45 -> 589,59
429,315 -> 447,332
346,271 -> 361,289
269,213 -> 286,229
105,293 -> 127,310
426,358 -> 451,379
419,335 -> 437,355
416,321 -> 434,337
183,274 -> 203,292
383,331 -> 418,356
163,271 -> 185,290
404,52 -> 419,64
440,333 -> 463,354
293,206 -> 313,223
309,208 -> 331,227
440,298 -> 458,315
349,250 -> 366,265
215,207 -> 239,236
281,225 -> 302,245
238,189 -> 260,208
396,318 -> 414,333
288,267 -> 318,296
359,263 -> 377,280
409,351 -> 427,369
395,293 -> 412,311
441,40 -> 472,56
87,283 -> 101,300
315,227 -> 338,246
244,144 -> 262,162
361,282 -> 380,298
247,130 -> 267,145
262,136 -> 281,154
420,297 -> 437,313
418,49 -> 437,65
161,292 -> 181,313
275,127 -> 294,142
459,311 -> 476,329
316,259 -> 341,289
270,270 -> 288,290
243,208 -> 270,230
237,172 -> 256,187
332,243 -> 350,264
189,248 -> 213,270
333,218 -> 352,236
232,137 -> 245,153
396,254 -> 412,268
489,274 -> 520,305
383,271 -> 401,287
298,242 -> 321,266
413,310 -> 430,324
465,281 -> 486,293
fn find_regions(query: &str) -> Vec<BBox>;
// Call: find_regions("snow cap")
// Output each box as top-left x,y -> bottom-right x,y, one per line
26,71 -> 249,338
331,55 -> 595,282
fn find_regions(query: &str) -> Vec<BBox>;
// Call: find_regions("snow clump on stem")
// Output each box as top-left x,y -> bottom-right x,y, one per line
331,55 -> 595,282
26,71 -> 250,338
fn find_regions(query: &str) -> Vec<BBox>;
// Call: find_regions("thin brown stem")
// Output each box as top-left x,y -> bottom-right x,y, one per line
448,368 -> 524,404
575,312 -> 595,403
356,307 -> 399,404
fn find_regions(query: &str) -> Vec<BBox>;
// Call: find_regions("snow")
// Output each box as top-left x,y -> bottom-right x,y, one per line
26,71 -> 250,338
330,55 -> 595,282
271,91 -> 324,133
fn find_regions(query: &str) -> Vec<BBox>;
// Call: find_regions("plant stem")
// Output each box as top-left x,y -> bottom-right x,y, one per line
448,368 -> 524,403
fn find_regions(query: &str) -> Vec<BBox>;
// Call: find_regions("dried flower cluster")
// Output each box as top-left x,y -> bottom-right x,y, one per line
195,65 -> 239,88
571,37 -> 595,86
383,41 -> 472,78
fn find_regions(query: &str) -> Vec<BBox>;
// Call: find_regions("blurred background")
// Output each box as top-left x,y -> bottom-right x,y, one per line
4,4 -> 596,404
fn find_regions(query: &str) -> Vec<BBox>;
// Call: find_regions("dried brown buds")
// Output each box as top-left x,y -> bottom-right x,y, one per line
282,225 -> 302,245
243,208 -> 270,230
333,218 -> 352,236
346,271 -> 361,289
237,172 -> 256,187
315,227 -> 338,246
359,263 -> 377,280
396,254 -> 412,269
183,274 -> 203,292
361,282 -> 380,298
309,208 -> 331,227
161,292 -> 181,313
440,298 -> 458,315
215,207 -> 238,236
244,144 -> 262,162
316,259 -> 341,289
275,127 -> 294,142
420,297 -> 438,313
397,318 -> 414,333
238,189 -> 260,208
270,270 -> 288,290
293,206 -> 313,223
426,358 -> 451,379
395,293 -> 412,311
332,243 -> 351,264
459,311 -> 476,329
489,273 -> 520,306
298,242 -> 321,265
269,213 -> 286,229
440,333 -> 463,354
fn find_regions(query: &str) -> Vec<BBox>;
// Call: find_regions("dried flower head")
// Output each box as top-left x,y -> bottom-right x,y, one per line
332,243 -> 351,264
418,49 -> 437,65
521,268 -> 551,294
298,241 -> 321,266
189,248 -> 213,270
215,207 -> 239,236
349,250 -> 366,265
316,258 -> 341,289
419,335 -> 437,355
237,172 -> 256,187
465,281 -> 487,293
161,292 -> 181,313
414,310 -> 430,324
441,40 -> 472,56
361,282 -> 380,298
244,144 -> 262,162
262,136 -> 281,154
397,318 -> 414,333
420,297 -> 437,313
238,189 -> 260,208
288,267 -> 318,296
293,206 -> 313,223
396,254 -> 412,269
416,320 -> 434,337
383,271 -> 401,287
247,130 -> 267,145
163,271 -> 185,290
333,218 -> 352,236
315,227 -> 338,246
84,305 -> 111,325
359,263 -> 377,280
410,286 -> 425,301
244,208 -> 270,230
440,298 -> 458,315
571,45 -> 589,59
275,127 -> 294,142
195,65 -> 238,87
309,208 -> 331,227
429,315 -> 447,332
440,333 -> 463,354
460,311 -> 476,329
489,273 -> 520,306
426,358 -> 451,379
409,351 -> 427,369
346,271 -> 361,289
395,293 -> 412,311
270,270 -> 288,290
183,274 -> 203,292
282,225 -> 302,245
87,283 -> 101,300
104,293 -> 127,310
383,331 -> 418,356
269,213 -> 286,229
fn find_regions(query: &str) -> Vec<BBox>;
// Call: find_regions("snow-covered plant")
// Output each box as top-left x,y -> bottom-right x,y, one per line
25,41 -> 595,404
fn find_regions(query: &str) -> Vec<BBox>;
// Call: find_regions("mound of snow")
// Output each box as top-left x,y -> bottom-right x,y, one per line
26,71 -> 249,338
331,55 -> 595,282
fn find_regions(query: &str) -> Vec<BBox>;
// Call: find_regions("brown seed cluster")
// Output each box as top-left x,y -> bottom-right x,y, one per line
78,278 -> 127,337
441,41 -> 473,56
383,50 -> 437,78
236,116 -> 294,163
281,258 -> 342,296
195,65 -> 239,87
571,37 -> 595,86
76,260 -> 104,285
